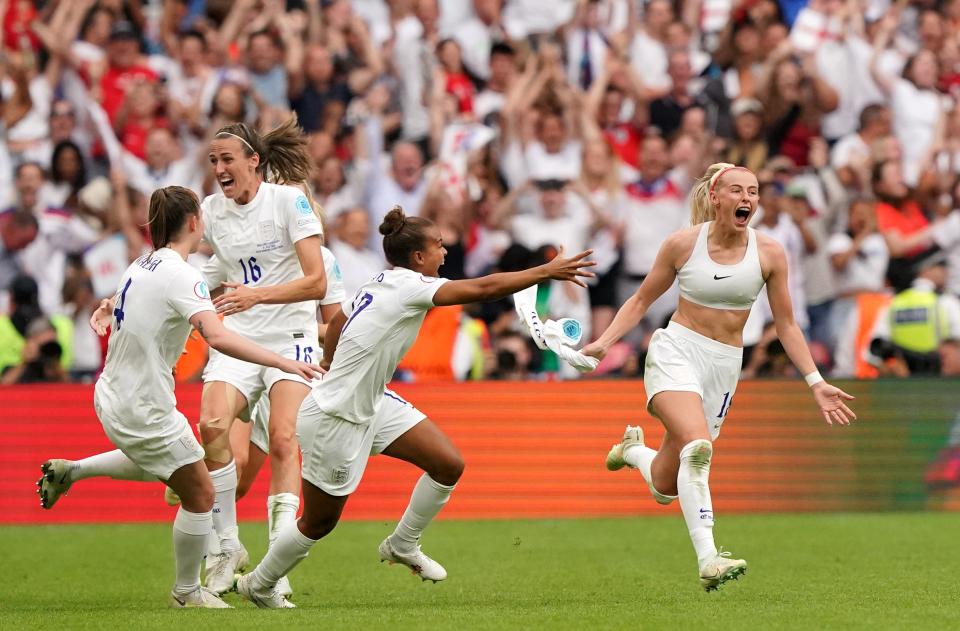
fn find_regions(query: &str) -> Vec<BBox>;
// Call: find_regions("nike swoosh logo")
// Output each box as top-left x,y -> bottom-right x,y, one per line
713,275 -> 731,280
699,508 -> 712,513
173,595 -> 186,606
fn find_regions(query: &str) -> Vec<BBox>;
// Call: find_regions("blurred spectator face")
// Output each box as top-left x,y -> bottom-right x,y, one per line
415,0 -> 440,31
639,136 -> 669,180
645,0 -> 674,34
680,106 -> 706,137
305,45 -> 335,84
538,113 -> 567,153
875,161 -> 909,200
905,49 -> 939,90
0,211 -> 38,252
775,60 -> 802,101
473,0 -> 502,24
734,111 -> 763,141
213,84 -> 245,122
667,50 -> 692,90
864,106 -> 892,137
763,22 -> 788,51
325,0 -> 352,29
127,82 -> 159,117
15,163 -> 44,209
145,128 -> 178,170
49,100 -> 76,141
871,135 -> 902,163
247,32 -> 280,74
107,37 -> 139,69
582,140 -> 612,179
437,39 -> 463,73
52,144 -> 83,186
317,157 -> 345,195
392,143 -> 424,191
488,49 -> 515,87
748,0 -> 782,24
307,131 -> 334,166
665,21 -> 692,49
600,88 -> 624,126
83,9 -> 112,46
918,11 -> 944,51
337,208 -> 371,249
733,22 -> 761,57
537,183 -> 567,218
208,137 -> 259,200
847,200 -> 877,234
179,34 -> 206,69
669,134 -> 697,165
758,181 -> 782,216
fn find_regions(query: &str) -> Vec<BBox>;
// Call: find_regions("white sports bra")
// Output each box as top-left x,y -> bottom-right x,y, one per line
677,222 -> 764,311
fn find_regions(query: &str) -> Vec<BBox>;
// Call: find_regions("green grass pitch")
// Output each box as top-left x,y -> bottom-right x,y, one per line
1,513 -> 955,630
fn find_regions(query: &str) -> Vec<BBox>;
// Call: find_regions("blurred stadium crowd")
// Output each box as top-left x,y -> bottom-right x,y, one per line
1,0 -> 960,384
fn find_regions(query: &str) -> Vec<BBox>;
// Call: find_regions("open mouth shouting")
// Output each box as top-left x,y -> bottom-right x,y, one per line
219,175 -> 236,196
734,205 -> 751,226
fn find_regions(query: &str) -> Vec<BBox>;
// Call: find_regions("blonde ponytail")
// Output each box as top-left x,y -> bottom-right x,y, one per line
690,162 -> 737,225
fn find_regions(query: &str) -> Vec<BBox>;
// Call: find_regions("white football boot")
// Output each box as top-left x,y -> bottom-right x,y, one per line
699,549 -> 747,592
168,586 -> 232,609
235,574 -> 296,608
276,575 -> 293,598
37,459 -> 74,509
378,537 -> 447,583
605,426 -> 644,471
164,486 -> 181,506
205,544 -> 249,594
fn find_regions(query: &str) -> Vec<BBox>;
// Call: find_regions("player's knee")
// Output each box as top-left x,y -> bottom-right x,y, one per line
431,453 -> 465,486
298,513 -> 338,540
679,439 -> 713,473
268,431 -> 298,463
182,478 -> 215,513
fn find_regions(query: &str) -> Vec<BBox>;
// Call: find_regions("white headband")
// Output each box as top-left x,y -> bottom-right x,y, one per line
216,131 -> 256,154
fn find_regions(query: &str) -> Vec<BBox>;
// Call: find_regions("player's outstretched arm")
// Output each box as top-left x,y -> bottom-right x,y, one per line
765,239 -> 857,426
582,234 -> 681,361
190,311 -> 324,381
432,247 -> 596,307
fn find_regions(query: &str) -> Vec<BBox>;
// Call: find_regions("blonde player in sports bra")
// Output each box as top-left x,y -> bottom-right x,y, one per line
198,118 -> 329,593
234,207 -> 595,608
582,163 -> 858,592
35,187 -> 321,608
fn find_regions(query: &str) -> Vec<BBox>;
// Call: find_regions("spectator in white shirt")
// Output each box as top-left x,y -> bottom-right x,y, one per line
329,207 -> 386,299
830,103 -> 892,190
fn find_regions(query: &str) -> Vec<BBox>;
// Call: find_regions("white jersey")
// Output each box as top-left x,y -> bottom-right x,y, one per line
201,182 -> 323,344
312,267 -> 449,424
320,246 -> 346,309
96,248 -> 215,420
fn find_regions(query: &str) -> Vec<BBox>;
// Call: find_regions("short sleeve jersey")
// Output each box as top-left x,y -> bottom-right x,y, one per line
312,268 -> 448,424
320,246 -> 346,308
97,248 -> 215,419
201,182 -> 323,344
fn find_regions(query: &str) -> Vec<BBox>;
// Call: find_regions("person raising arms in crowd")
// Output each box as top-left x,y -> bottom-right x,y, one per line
235,206 -> 594,608
36,186 -> 321,608
583,163 -> 857,591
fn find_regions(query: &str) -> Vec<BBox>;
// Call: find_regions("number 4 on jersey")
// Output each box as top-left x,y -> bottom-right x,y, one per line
113,278 -> 132,330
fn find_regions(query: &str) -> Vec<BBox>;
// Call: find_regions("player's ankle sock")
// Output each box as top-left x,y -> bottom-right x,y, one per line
172,508 -> 212,596
677,440 -> 718,567
624,445 -> 678,503
71,450 -> 157,482
267,493 -> 300,548
251,521 -> 316,589
390,474 -> 456,554
210,460 -> 241,552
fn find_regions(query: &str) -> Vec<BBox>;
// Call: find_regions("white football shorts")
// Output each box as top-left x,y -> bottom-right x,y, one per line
298,388 -> 426,496
644,321 -> 743,440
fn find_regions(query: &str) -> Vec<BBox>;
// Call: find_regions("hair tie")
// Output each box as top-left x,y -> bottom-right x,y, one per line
216,131 -> 256,154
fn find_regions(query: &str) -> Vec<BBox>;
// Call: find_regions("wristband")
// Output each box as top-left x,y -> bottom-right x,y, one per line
804,370 -> 824,387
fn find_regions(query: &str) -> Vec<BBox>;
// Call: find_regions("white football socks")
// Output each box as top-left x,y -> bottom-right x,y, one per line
267,493 -> 300,548
251,521 -> 316,589
70,449 -> 157,482
623,444 -> 678,504
677,439 -> 718,568
172,508 -> 213,596
210,460 -> 241,552
390,474 -> 456,553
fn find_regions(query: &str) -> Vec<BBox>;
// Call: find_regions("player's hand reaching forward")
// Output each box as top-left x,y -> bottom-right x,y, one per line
279,359 -> 326,382
214,282 -> 261,316
89,298 -> 116,336
544,247 -> 596,288
812,382 -> 857,426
